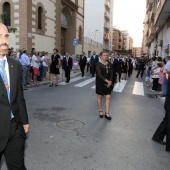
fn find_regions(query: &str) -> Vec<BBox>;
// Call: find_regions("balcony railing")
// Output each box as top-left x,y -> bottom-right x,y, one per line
103,33 -> 109,40
154,0 -> 170,26
105,0 -> 110,10
104,12 -> 110,20
148,23 -> 156,39
104,22 -> 110,30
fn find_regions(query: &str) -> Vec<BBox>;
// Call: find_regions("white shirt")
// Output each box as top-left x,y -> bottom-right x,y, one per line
32,55 -> 39,68
152,67 -> 161,78
0,56 -> 10,90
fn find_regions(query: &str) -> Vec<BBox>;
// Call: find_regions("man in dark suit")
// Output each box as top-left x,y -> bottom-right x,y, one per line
111,53 -> 118,84
0,23 -> 29,169
152,73 -> 170,152
79,52 -> 87,77
116,54 -> 123,82
90,51 -> 99,77
136,58 -> 146,78
127,55 -> 133,77
62,53 -> 73,83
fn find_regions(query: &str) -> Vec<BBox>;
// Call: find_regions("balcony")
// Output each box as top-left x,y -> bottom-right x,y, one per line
145,38 -> 152,47
105,0 -> 110,10
154,0 -> 170,27
148,24 -> 156,39
104,12 -> 110,20
104,22 -> 110,30
146,2 -> 152,13
103,33 -> 109,40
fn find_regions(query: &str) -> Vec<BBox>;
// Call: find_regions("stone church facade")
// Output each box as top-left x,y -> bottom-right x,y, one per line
0,0 -> 84,55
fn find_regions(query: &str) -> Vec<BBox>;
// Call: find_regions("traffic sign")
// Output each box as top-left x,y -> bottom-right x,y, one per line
73,39 -> 79,46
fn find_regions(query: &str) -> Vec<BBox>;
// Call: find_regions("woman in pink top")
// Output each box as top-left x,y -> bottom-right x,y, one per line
159,59 -> 166,85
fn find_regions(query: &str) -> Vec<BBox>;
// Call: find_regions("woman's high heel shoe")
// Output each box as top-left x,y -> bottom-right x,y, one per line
99,111 -> 104,118
49,83 -> 53,87
105,113 -> 112,120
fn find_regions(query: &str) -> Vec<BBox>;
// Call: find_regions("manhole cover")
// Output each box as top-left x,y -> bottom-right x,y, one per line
147,94 -> 157,98
56,119 -> 84,130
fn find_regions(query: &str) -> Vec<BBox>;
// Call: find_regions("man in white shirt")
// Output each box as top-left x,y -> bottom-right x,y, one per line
32,52 -> 40,84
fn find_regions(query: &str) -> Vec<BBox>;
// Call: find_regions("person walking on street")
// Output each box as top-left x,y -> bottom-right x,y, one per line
96,51 -> 113,120
62,53 -> 73,83
116,54 -> 123,82
90,51 -> 99,77
87,55 -> 91,73
79,52 -> 87,77
136,58 -> 146,78
127,55 -> 133,77
122,56 -> 129,80
0,23 -> 29,170
49,48 -> 61,87
111,53 -> 118,84
152,73 -> 170,152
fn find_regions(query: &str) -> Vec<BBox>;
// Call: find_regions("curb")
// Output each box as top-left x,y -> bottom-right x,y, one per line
24,71 -> 81,89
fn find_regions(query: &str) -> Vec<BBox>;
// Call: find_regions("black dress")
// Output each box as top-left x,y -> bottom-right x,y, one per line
96,62 -> 113,95
50,54 -> 60,74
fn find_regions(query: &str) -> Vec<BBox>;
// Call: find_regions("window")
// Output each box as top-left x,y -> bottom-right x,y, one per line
3,2 -> 11,26
38,7 -> 42,29
79,26 -> 82,43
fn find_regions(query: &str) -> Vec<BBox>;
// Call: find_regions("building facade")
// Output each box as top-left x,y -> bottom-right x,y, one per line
112,28 -> 133,54
0,0 -> 84,55
142,0 -> 170,58
84,0 -> 114,53
132,47 -> 142,57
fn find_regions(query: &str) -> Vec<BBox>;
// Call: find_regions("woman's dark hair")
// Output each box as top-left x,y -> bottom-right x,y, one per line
53,48 -> 58,52
162,58 -> 166,64
100,51 -> 108,56
157,63 -> 162,67
148,67 -> 151,70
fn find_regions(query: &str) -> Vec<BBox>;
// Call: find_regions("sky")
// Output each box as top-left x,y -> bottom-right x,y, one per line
113,0 -> 146,47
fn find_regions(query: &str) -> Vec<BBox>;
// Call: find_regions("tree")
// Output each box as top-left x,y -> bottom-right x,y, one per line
0,12 -> 17,33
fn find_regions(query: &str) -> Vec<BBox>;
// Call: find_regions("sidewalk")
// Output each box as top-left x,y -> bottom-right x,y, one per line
25,69 -> 81,89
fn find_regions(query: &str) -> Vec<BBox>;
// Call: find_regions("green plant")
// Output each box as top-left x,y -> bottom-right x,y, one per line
0,12 -> 17,33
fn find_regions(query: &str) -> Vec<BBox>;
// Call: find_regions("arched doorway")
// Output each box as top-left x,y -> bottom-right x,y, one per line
60,8 -> 75,55
61,13 -> 67,55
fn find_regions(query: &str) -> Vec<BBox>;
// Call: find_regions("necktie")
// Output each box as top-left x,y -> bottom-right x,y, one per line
0,60 -> 14,119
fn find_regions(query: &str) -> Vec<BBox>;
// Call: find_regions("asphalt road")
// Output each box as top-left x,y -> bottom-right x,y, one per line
1,71 -> 170,170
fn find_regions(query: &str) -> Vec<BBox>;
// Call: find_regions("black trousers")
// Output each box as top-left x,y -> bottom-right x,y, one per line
152,78 -> 159,91
152,112 -> 170,151
117,72 -> 122,82
87,63 -> 91,73
128,68 -> 133,77
0,120 -> 27,170
91,66 -> 96,77
136,69 -> 144,78
80,65 -> 85,77
65,67 -> 70,82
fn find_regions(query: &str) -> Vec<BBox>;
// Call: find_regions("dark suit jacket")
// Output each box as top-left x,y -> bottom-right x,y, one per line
117,58 -> 123,73
62,57 -> 73,70
112,58 -> 118,74
79,55 -> 87,66
90,55 -> 99,67
0,57 -> 28,152
165,75 -> 170,112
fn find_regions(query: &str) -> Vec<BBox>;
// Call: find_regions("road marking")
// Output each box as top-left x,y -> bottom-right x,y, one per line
75,77 -> 95,87
133,82 -> 144,96
113,80 -> 127,92
91,85 -> 95,89
59,76 -> 85,85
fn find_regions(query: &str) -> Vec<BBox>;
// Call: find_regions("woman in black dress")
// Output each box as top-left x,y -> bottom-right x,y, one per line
49,48 -> 61,87
122,56 -> 129,80
96,52 -> 113,120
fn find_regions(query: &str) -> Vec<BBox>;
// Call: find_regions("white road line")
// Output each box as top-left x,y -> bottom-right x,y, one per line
91,85 -> 95,89
113,80 -> 127,92
75,77 -> 95,87
59,76 -> 85,85
132,82 -> 144,96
